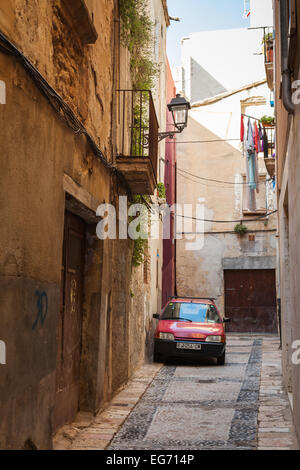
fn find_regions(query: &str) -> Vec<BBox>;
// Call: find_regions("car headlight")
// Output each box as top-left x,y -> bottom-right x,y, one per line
159,332 -> 175,341
206,335 -> 223,343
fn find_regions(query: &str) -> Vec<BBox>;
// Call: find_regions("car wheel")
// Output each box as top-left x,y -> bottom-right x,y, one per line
153,351 -> 163,363
217,351 -> 226,366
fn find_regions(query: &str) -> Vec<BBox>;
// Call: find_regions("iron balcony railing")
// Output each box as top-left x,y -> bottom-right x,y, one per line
116,89 -> 159,178
263,125 -> 275,158
262,26 -> 274,65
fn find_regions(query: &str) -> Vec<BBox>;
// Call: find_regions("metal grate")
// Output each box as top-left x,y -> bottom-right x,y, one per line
263,125 -> 275,158
116,89 -> 159,177
262,27 -> 274,65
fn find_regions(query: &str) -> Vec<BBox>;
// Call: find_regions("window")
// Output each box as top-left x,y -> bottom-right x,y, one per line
161,302 -> 221,324
243,174 -> 267,215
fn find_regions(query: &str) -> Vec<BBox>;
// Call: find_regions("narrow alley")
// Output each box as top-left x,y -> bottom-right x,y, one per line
54,335 -> 299,451
1,0 -> 300,454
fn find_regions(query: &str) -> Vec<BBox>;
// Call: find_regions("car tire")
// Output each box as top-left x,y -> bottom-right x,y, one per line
153,351 -> 163,363
217,351 -> 226,366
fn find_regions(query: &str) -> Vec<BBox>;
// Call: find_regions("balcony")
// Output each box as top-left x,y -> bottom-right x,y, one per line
263,27 -> 274,90
263,125 -> 276,178
115,90 -> 159,195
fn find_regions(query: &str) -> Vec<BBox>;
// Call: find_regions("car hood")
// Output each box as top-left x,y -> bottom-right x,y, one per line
157,320 -> 224,339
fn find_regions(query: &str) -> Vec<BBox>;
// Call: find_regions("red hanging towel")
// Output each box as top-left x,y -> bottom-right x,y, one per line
254,121 -> 259,153
240,115 -> 244,142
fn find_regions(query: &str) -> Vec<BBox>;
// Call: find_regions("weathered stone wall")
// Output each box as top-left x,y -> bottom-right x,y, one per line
274,0 -> 300,441
277,92 -> 300,441
0,0 -> 169,448
0,0 -> 117,449
278,120 -> 300,441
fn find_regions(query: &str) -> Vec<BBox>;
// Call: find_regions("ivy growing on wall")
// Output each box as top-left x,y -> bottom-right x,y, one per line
119,0 -> 159,90
157,182 -> 166,199
129,195 -> 150,267
119,1 -> 160,267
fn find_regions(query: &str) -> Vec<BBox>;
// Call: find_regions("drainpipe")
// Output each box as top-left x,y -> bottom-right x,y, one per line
280,0 -> 295,114
174,160 -> 177,297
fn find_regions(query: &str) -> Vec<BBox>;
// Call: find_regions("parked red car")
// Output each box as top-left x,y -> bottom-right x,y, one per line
153,297 -> 230,365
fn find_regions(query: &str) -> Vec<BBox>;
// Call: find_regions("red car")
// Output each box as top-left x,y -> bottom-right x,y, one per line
153,297 -> 230,365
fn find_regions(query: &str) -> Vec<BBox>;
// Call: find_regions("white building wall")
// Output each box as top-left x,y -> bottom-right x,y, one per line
180,28 -> 268,102
250,0 -> 274,28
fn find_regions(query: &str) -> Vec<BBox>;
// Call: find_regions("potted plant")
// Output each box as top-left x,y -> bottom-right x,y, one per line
260,115 -> 275,127
262,32 -> 274,63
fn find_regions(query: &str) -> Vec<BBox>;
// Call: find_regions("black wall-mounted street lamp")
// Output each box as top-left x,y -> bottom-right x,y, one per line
158,94 -> 191,142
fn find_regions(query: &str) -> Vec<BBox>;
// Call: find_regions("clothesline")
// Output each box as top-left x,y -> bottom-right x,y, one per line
241,113 -> 262,122
241,116 -> 267,211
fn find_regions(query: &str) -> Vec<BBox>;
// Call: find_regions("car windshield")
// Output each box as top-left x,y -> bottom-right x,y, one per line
161,302 -> 221,323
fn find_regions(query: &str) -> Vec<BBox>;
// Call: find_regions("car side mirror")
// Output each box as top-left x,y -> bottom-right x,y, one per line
153,313 -> 160,320
223,317 -> 231,323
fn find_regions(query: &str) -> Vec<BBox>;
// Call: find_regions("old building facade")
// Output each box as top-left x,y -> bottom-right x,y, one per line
273,0 -> 300,441
0,0 -> 169,449
174,4 -> 278,333
162,60 -> 176,307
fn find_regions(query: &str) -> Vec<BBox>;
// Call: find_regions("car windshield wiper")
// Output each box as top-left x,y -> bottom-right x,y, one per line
161,317 -> 192,322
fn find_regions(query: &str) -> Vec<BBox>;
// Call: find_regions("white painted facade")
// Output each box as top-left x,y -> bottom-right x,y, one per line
250,0 -> 273,28
178,28 -> 270,101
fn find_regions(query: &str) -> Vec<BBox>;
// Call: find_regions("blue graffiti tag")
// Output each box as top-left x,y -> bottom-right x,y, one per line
32,291 -> 48,330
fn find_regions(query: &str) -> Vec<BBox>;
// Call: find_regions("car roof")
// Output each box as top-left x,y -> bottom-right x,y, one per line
168,297 -> 215,305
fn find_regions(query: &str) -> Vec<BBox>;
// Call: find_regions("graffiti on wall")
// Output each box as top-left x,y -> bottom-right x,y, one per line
32,291 -> 48,330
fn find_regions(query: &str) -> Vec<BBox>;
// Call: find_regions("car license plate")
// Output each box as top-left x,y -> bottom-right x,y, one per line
176,342 -> 202,351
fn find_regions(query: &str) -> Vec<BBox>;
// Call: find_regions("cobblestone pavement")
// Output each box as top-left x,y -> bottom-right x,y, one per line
53,364 -> 162,450
54,335 -> 299,450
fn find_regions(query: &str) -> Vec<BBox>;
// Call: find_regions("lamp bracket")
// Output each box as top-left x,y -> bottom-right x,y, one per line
158,129 -> 183,142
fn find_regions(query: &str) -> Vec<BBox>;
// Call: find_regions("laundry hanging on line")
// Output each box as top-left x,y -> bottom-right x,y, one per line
243,118 -> 266,212
240,114 -> 270,158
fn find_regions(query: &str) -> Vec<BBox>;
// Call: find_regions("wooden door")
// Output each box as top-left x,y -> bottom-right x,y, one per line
54,211 -> 85,432
224,269 -> 277,333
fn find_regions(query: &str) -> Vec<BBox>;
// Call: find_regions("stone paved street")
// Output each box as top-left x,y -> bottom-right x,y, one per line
54,335 -> 299,450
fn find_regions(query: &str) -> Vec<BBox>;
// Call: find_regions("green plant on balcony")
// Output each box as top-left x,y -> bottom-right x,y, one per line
131,98 -> 149,157
262,33 -> 274,63
262,32 -> 274,47
157,182 -> 166,199
260,115 -> 275,127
